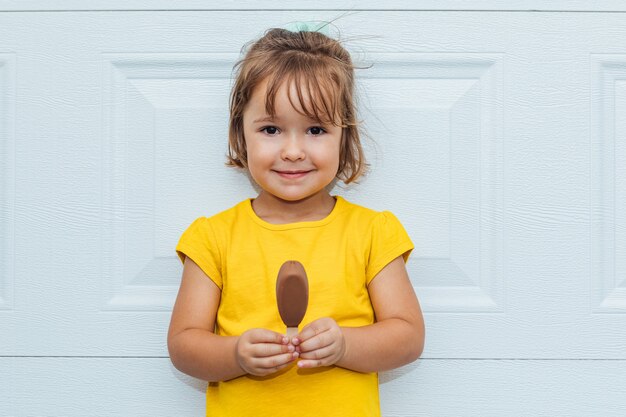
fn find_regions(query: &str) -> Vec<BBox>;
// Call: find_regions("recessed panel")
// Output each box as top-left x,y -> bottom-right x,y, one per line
0,54 -> 15,311
591,55 -> 626,313
100,52 -> 504,313
350,54 -> 504,312
101,53 -> 249,310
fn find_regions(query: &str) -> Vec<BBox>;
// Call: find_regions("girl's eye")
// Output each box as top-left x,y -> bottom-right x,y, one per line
308,126 -> 326,135
261,126 -> 279,135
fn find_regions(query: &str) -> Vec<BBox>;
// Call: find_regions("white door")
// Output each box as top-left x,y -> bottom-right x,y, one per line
2,6 -> 626,416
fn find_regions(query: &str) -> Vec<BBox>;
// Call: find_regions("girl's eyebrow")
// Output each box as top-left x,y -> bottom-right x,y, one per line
253,116 -> 277,123
252,115 -> 326,124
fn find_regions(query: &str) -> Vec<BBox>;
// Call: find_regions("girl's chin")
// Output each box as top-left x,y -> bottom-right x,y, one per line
259,189 -> 328,203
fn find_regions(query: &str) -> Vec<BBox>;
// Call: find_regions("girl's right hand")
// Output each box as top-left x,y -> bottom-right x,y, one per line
235,328 -> 299,376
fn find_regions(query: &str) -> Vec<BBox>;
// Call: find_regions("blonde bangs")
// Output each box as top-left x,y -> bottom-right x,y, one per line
262,55 -> 343,127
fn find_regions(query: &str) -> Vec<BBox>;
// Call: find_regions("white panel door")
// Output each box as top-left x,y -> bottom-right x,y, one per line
1,8 -> 626,416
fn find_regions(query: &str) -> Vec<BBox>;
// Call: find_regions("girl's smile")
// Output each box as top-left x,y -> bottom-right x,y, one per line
274,170 -> 313,179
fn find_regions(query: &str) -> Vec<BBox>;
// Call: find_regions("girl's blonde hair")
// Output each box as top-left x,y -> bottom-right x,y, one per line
227,27 -> 366,184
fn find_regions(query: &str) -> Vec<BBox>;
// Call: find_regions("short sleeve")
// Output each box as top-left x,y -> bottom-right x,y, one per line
365,211 -> 414,285
175,217 -> 223,289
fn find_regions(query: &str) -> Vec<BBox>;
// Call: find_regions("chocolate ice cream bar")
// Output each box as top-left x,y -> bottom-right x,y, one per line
276,260 -> 309,338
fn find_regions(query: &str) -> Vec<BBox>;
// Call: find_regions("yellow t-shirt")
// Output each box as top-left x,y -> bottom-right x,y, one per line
175,196 -> 414,417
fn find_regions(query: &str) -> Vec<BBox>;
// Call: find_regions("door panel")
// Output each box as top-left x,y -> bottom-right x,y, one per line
0,10 -> 624,360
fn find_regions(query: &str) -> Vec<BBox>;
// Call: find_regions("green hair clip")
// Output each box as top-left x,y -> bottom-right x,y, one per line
283,21 -> 330,36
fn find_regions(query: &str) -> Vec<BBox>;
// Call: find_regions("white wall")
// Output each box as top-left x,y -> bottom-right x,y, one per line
1,2 -> 626,416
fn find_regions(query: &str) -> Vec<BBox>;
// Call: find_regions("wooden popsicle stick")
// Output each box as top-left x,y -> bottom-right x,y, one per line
286,326 -> 299,339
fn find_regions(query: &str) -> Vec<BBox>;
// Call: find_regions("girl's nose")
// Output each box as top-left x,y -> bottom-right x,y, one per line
280,134 -> 305,161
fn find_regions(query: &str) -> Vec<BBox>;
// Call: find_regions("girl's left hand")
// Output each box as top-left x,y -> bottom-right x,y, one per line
292,317 -> 346,368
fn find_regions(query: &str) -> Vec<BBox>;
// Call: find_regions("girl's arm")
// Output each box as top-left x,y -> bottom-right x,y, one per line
168,258 -> 296,382
294,256 -> 425,372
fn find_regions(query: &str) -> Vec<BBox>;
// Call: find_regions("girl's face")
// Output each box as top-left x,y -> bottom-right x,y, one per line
242,78 -> 342,203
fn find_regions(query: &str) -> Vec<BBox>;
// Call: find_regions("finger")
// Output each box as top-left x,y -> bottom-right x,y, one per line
248,329 -> 289,345
255,352 -> 299,370
253,342 -> 295,358
297,358 -> 327,369
298,330 -> 331,353
263,361 -> 293,375
293,320 -> 327,345
257,356 -> 298,376
298,345 -> 334,361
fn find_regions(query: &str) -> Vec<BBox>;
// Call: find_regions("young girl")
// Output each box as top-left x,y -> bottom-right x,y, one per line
168,25 -> 425,417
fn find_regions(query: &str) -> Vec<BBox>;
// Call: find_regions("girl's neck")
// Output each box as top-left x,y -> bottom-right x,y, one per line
251,191 -> 336,224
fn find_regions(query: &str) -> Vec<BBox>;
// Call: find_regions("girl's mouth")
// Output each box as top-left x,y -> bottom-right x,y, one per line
274,170 -> 312,179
